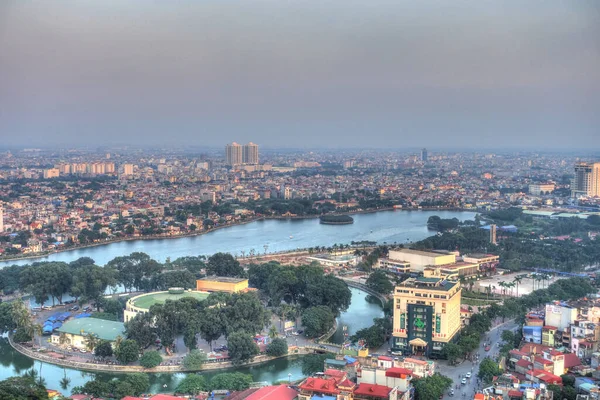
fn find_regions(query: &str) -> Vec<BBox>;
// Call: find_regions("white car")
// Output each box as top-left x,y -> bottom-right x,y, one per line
466,372 -> 472,378
461,378 -> 467,385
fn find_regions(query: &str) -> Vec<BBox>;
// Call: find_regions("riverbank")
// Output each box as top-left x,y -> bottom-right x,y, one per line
9,335 -> 335,374
0,206 -> 473,264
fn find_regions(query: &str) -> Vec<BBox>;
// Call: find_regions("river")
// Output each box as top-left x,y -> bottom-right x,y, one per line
0,210 -> 476,266
0,288 -> 382,395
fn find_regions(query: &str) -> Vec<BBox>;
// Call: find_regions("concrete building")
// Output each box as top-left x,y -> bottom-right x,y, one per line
392,268 -> 462,358
545,303 -> 578,331
572,162 -> 600,198
52,318 -> 125,350
421,148 -> 428,162
43,168 -> 60,179
378,258 -> 411,275
124,289 -> 209,322
123,163 -> 134,176
0,205 -> 3,233
529,183 -> 556,196
225,142 -> 243,166
243,142 -> 259,164
489,224 -> 497,245
196,276 -> 249,293
387,249 -> 456,273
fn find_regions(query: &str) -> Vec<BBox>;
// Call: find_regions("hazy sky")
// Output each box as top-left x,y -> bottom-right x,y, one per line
1,0 -> 599,149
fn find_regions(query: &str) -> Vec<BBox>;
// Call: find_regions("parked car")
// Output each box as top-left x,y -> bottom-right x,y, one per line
70,305 -> 79,311
450,389 -> 455,397
466,372 -> 471,378
484,345 -> 491,352
461,378 -> 466,385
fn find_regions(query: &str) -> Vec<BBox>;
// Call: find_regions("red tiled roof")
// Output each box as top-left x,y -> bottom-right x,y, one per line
508,390 -> 524,398
324,369 -> 346,379
534,357 -> 554,366
121,397 -> 142,400
543,326 -> 558,330
516,359 -> 532,368
246,385 -> 298,400
337,379 -> 356,389
564,353 -> 582,368
149,395 -> 186,400
521,343 -> 551,354
378,355 -> 393,361
527,369 -> 562,384
386,367 -> 413,378
474,394 -> 485,400
299,377 -> 340,395
354,383 -> 391,398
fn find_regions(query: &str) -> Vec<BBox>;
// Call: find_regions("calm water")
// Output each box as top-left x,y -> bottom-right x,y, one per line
0,288 -> 380,395
0,210 -> 475,266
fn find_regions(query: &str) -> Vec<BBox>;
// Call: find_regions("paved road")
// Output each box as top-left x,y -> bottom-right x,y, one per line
437,319 -> 520,399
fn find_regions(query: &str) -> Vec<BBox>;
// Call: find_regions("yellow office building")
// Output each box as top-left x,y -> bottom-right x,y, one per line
392,268 -> 462,358
196,276 -> 249,293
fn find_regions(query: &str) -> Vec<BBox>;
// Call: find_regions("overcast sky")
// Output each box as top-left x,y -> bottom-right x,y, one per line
0,0 -> 599,149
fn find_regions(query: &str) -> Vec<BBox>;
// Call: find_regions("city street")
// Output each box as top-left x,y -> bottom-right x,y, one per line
437,319 -> 520,399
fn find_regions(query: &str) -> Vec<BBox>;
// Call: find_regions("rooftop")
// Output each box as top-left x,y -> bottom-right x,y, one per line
353,383 -> 391,398
199,276 -> 248,283
392,248 -> 452,258
397,277 -> 459,292
132,290 -> 209,309
56,318 -> 125,341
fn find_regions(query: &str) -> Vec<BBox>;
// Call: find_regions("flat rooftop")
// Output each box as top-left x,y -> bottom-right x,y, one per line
199,276 -> 248,283
56,318 -> 125,341
132,291 -> 209,309
464,253 -> 499,259
392,249 -> 452,257
398,277 -> 459,292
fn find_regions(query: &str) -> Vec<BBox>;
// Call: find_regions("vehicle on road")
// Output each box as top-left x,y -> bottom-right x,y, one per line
450,389 -> 455,396
319,345 -> 327,349
466,372 -> 471,378
461,378 -> 467,385
484,345 -> 491,352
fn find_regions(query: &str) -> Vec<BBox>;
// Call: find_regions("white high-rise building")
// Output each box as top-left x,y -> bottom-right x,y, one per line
572,162 -> 600,198
225,142 -> 243,166
243,142 -> 259,164
123,164 -> 134,176
0,205 -> 4,233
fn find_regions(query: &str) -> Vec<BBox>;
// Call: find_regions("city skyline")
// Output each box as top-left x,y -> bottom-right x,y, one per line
1,0 -> 599,149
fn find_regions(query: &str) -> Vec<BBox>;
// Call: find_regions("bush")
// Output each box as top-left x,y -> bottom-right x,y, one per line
176,375 -> 208,395
13,327 -> 32,343
182,349 -> 207,370
139,350 -> 162,368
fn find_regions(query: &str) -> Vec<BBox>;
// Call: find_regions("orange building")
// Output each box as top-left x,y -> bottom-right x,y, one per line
196,276 -> 249,293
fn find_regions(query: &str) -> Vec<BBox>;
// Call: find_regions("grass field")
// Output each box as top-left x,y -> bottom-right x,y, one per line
133,291 -> 209,309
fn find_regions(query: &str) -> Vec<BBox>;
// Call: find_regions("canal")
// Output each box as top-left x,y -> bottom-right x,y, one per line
0,210 -> 476,267
0,288 -> 383,395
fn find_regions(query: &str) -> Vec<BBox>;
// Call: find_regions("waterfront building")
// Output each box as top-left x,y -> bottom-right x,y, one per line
243,142 -> 259,164
392,268 -> 462,358
462,253 -> 500,275
387,249 -> 456,273
225,142 -> 243,166
195,276 -> 249,293
52,318 -> 125,350
378,258 -> 411,275
572,162 -> 600,197
124,289 -> 210,322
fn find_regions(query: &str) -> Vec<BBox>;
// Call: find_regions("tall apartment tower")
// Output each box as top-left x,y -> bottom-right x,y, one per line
243,142 -> 259,165
490,224 -> 497,245
0,205 -> 4,233
123,164 -> 134,176
225,142 -> 243,166
572,162 -> 600,198
421,148 -> 428,162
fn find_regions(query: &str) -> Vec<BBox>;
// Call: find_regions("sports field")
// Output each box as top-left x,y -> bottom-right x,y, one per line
132,291 -> 209,309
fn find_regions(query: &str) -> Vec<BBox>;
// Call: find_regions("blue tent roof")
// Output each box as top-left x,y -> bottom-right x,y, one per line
56,312 -> 71,321
52,322 -> 62,330
74,313 -> 91,319
312,396 -> 336,400
344,356 -> 357,364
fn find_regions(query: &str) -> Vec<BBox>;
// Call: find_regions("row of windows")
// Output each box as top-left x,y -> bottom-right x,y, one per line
402,291 -> 448,299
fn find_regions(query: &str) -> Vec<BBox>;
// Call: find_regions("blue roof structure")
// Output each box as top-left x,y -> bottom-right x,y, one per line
74,313 -> 92,319
344,356 -> 357,364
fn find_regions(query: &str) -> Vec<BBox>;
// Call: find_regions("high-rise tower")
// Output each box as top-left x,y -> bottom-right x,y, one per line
243,142 -> 259,164
225,142 -> 243,166
421,148 -> 428,162
572,162 -> 600,198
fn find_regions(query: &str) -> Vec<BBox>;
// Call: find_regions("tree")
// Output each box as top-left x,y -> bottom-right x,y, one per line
561,374 -> 576,387
13,327 -> 33,343
227,331 -> 259,364
223,292 -> 270,337
176,375 -> 208,395
94,340 -> 113,359
111,381 -> 135,400
350,324 -> 386,349
124,373 -> 150,396
198,307 -> 225,350
0,302 -> 17,335
0,376 -> 49,400
80,379 -> 111,398
84,333 -> 99,352
182,349 -> 207,370
365,270 -> 394,295
266,338 -> 288,357
442,343 -> 462,365
413,373 -> 452,400
139,350 -> 163,368
70,264 -> 116,305
125,313 -> 156,350
302,353 -> 329,375
268,325 -> 278,339
210,372 -> 253,391
501,330 -> 515,345
302,306 -> 335,338
115,339 -> 139,364
478,358 -> 501,383
206,252 -> 245,277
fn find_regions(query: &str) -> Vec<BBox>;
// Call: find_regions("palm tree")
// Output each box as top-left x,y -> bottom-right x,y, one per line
84,333 -> 99,352
114,335 -> 124,350
513,275 -> 524,297
268,325 -> 278,339
498,281 -> 506,296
